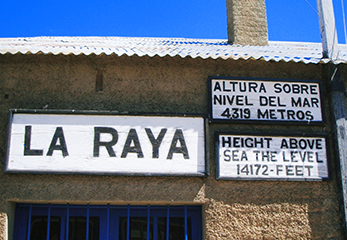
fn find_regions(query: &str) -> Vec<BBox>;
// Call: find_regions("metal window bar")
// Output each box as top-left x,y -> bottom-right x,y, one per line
153,211 -> 158,240
20,203 -> 194,240
26,204 -> 32,240
185,205 -> 188,240
47,203 -> 51,240
147,206 -> 150,240
166,205 -> 169,240
127,205 -> 130,240
106,204 -> 110,240
66,204 -> 69,240
86,204 -> 90,240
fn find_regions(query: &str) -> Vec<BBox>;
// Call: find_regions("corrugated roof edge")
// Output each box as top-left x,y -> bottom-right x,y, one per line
0,36 -> 346,64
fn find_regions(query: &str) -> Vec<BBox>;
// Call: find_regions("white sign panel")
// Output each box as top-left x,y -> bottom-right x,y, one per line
6,111 -> 206,176
217,134 -> 329,181
210,78 -> 323,123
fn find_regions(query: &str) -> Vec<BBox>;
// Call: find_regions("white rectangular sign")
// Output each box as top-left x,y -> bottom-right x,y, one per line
217,134 -> 329,181
210,78 -> 323,123
6,111 -> 206,176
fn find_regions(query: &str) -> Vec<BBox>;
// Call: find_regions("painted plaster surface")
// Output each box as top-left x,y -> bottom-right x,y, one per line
0,54 -> 343,239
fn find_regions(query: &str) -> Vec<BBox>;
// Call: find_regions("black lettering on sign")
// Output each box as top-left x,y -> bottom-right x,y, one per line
214,95 -> 253,106
277,109 -> 286,119
223,81 -> 231,91
310,85 -> 318,94
306,111 -> 314,120
222,137 -> 232,147
240,151 -> 248,161
93,127 -> 118,157
121,128 -> 144,158
24,125 -> 43,156
296,111 -> 305,120
167,129 -> 189,159
276,165 -> 283,175
305,166 -> 313,176
223,149 -> 247,161
274,83 -> 282,93
213,81 -> 222,91
296,166 -> 304,176
316,152 -> 324,163
259,96 -> 286,107
224,95 -> 235,105
230,150 -> 247,161
145,128 -> 167,158
46,127 -> 69,157
224,149 -> 231,161
249,82 -> 257,92
259,83 -> 267,93
280,138 -> 323,149
287,110 -> 295,119
286,165 -> 295,175
214,95 -> 223,105
214,81 -> 267,93
291,97 -> 320,108
269,110 -> 277,119
257,109 -> 269,119
273,83 -> 318,94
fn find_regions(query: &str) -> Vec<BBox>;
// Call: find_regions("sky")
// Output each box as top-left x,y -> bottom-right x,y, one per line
0,0 -> 347,43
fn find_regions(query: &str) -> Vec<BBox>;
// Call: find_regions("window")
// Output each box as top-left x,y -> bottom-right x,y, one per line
13,204 -> 202,240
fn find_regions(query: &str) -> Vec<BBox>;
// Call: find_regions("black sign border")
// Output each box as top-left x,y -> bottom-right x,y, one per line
215,132 -> 331,181
5,109 -> 209,178
208,76 -> 326,125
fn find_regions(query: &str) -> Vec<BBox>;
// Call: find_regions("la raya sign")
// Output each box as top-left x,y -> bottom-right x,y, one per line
209,77 -> 324,123
5,110 -> 206,176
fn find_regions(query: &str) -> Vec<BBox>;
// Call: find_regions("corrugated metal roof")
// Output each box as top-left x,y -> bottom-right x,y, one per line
0,36 -> 347,64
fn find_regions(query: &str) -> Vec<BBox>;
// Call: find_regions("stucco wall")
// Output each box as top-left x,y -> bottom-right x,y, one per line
0,53 -> 343,239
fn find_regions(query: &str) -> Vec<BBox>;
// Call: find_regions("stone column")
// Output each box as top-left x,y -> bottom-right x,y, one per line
227,0 -> 268,46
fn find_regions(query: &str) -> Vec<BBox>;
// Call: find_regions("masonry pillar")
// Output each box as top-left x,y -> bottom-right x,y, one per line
226,0 -> 268,46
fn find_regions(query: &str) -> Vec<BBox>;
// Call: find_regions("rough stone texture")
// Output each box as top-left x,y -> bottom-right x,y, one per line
0,53 -> 344,239
205,201 -> 311,239
227,0 -> 268,45
0,213 -> 6,240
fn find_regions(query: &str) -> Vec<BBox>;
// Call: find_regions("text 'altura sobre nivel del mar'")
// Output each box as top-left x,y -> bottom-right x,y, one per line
211,79 -> 322,122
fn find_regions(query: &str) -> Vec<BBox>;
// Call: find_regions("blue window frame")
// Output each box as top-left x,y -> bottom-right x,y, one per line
13,204 -> 202,240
